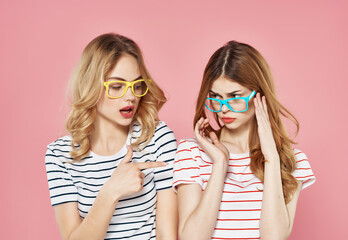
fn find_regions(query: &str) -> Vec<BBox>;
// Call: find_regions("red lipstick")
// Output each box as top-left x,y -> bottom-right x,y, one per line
221,117 -> 236,124
120,105 -> 134,118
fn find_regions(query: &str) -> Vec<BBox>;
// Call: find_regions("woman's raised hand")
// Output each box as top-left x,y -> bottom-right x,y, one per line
194,117 -> 229,168
101,145 -> 167,202
253,93 -> 279,161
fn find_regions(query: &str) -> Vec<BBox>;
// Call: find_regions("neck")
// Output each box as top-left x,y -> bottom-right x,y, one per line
89,115 -> 130,156
219,119 -> 254,154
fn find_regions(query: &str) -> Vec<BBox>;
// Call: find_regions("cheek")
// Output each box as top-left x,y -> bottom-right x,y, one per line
246,101 -> 255,115
134,98 -> 141,109
249,105 -> 255,116
97,94 -> 120,113
244,102 -> 255,116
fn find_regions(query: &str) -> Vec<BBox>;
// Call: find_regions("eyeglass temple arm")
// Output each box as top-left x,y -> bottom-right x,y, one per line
248,91 -> 256,100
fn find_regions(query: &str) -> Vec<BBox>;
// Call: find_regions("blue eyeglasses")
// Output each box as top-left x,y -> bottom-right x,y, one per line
205,90 -> 256,113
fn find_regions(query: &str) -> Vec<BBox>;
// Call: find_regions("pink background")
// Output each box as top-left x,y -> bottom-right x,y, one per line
1,0 -> 347,239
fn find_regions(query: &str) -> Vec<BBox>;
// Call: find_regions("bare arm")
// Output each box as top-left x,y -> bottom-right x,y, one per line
53,146 -> 167,240
260,159 -> 302,240
177,118 -> 230,240
177,161 -> 227,240
156,189 -> 178,240
54,191 -> 118,240
254,94 -> 302,239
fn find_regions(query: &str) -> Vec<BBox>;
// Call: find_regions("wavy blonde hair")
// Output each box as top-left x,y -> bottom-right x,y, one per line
65,33 -> 167,161
193,41 -> 299,204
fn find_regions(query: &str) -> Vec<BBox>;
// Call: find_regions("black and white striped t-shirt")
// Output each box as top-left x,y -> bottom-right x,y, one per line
45,121 -> 177,240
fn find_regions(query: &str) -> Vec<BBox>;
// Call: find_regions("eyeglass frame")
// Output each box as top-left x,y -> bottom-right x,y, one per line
205,90 -> 256,113
103,79 -> 152,99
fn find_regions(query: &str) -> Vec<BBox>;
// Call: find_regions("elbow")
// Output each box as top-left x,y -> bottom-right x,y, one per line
178,231 -> 192,240
178,221 -> 212,240
179,230 -> 210,240
179,233 -> 211,240
260,218 -> 292,240
156,231 -> 177,240
260,234 -> 289,240
260,228 -> 291,240
179,236 -> 209,240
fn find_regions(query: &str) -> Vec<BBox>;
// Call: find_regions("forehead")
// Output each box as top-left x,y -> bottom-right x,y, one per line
108,54 -> 140,81
210,76 -> 248,93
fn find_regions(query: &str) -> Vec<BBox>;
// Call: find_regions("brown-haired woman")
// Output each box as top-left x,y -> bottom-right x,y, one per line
45,33 -> 177,240
173,41 -> 315,239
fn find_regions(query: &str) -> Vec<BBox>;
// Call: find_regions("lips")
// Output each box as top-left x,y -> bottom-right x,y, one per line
120,105 -> 134,118
221,117 -> 236,124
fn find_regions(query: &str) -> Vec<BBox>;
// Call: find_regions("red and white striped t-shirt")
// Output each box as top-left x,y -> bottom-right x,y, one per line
172,138 -> 315,240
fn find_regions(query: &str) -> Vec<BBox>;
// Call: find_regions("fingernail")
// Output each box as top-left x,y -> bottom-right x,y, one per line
162,162 -> 169,166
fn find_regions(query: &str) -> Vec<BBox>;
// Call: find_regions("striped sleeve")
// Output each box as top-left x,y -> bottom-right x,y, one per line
172,139 -> 203,192
292,149 -> 316,190
45,147 -> 78,206
153,122 -> 177,191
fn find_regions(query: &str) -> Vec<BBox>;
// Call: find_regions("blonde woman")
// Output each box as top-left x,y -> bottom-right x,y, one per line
173,41 -> 315,239
45,33 -> 177,240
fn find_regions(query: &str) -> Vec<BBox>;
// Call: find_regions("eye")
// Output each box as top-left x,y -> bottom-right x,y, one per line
109,83 -> 123,89
232,94 -> 241,98
209,93 -> 220,99
134,83 -> 143,90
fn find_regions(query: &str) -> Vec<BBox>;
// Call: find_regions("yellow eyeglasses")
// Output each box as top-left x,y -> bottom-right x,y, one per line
103,79 -> 151,99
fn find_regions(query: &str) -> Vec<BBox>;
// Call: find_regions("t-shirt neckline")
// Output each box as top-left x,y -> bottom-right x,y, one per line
89,130 -> 132,159
229,152 -> 250,158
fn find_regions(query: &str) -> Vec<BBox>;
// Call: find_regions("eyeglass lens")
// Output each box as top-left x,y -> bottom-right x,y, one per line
209,98 -> 247,112
108,80 -> 147,98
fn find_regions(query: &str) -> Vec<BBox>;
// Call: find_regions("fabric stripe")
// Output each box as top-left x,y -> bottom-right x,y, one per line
173,138 -> 315,239
45,121 -> 177,240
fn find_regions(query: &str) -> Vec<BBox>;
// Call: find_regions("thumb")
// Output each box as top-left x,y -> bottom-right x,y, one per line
120,145 -> 133,165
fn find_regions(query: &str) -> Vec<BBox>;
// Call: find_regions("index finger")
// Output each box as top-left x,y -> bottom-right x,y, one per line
194,117 -> 204,137
133,161 -> 168,170
120,145 -> 133,165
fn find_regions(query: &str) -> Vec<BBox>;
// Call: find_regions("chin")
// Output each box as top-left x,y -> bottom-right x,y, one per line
221,118 -> 245,129
223,123 -> 239,130
117,118 -> 134,127
223,118 -> 254,131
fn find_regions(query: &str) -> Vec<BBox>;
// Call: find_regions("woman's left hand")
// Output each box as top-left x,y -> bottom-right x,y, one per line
254,93 -> 279,161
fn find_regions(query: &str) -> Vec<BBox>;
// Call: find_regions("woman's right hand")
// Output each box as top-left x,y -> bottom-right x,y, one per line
194,117 -> 229,169
101,145 -> 167,202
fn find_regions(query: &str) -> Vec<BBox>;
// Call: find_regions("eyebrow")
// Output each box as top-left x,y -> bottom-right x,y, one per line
107,76 -> 142,81
209,90 -> 242,96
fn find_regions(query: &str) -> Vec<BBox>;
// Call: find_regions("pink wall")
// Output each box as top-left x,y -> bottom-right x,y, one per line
1,0 -> 347,239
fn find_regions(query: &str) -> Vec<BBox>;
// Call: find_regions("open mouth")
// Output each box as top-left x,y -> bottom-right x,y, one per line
120,106 -> 134,118
120,106 -> 134,113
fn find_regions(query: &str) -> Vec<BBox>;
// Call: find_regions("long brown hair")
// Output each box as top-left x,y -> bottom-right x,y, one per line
65,33 -> 167,161
193,41 -> 299,204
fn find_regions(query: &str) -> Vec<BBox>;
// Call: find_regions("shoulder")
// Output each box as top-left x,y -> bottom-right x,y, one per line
292,148 -> 315,189
173,138 -> 204,190
46,135 -> 75,162
47,135 -> 73,150
293,148 -> 308,159
131,121 -> 175,139
153,121 -> 176,143
177,137 -> 199,150
293,148 -> 310,165
155,120 -> 173,133
176,138 -> 205,157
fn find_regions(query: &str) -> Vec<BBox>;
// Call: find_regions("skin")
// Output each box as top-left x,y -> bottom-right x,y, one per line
177,76 -> 302,240
53,54 -> 178,240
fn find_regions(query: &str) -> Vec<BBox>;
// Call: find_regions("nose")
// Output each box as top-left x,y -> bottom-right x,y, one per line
123,86 -> 136,101
221,103 -> 230,113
